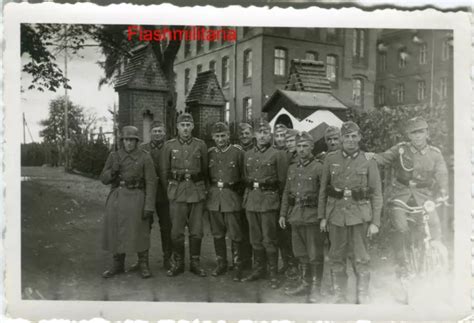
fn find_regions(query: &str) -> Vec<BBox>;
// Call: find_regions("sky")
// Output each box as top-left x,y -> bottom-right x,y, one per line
21,44 -> 117,143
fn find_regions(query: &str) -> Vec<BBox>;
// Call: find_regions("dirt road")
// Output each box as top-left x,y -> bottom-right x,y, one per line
21,166 -> 450,304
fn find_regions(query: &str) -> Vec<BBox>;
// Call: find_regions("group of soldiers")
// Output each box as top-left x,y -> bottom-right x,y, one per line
99,112 -> 448,304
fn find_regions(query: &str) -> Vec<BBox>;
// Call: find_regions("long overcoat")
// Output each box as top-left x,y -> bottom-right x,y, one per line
100,148 -> 157,253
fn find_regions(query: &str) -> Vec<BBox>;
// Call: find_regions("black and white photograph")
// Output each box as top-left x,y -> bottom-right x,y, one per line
3,3 -> 471,321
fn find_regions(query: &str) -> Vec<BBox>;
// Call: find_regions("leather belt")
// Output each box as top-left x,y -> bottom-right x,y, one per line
396,178 -> 432,189
118,179 -> 145,189
288,194 -> 318,207
170,172 -> 204,182
246,181 -> 279,191
327,186 -> 372,201
211,180 -> 239,190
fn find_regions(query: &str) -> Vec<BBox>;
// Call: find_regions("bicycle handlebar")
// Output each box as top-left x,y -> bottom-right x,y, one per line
390,196 -> 450,214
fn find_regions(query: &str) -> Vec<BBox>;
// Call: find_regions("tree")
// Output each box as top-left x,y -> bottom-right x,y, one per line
40,96 -> 85,144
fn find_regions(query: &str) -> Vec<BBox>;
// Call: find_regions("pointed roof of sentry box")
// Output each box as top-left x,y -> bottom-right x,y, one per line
185,70 -> 227,107
285,59 -> 332,93
114,44 -> 169,91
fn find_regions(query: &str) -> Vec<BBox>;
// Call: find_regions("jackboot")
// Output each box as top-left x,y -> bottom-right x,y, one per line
138,249 -> 152,279
189,238 -> 207,277
285,263 -> 311,296
332,270 -> 348,304
241,249 -> 266,282
102,253 -> 125,278
161,229 -> 173,271
267,252 -> 281,289
232,241 -> 243,282
166,241 -> 185,277
228,241 -> 236,270
309,263 -> 324,303
163,251 -> 172,271
356,272 -> 371,304
212,238 -> 228,276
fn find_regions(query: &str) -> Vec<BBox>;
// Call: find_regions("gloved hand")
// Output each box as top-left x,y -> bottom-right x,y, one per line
143,210 -> 154,221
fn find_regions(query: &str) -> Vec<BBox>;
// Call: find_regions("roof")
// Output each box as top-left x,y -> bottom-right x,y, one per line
185,71 -> 227,106
114,45 -> 169,91
264,89 -> 347,112
285,59 -> 332,93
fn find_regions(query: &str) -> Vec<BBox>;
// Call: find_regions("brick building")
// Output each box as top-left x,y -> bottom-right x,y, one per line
174,27 -> 377,123
374,29 -> 453,108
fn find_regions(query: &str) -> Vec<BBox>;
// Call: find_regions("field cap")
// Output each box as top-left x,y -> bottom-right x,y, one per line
212,122 -> 229,134
341,121 -> 360,136
121,126 -> 140,140
177,113 -> 194,124
295,131 -> 314,144
405,116 -> 428,133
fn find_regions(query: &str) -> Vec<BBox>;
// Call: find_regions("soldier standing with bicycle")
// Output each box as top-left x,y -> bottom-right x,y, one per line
366,116 -> 449,279
319,121 -> 383,304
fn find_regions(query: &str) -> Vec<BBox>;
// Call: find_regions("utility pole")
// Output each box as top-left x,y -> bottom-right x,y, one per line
23,112 -> 26,144
63,25 -> 70,170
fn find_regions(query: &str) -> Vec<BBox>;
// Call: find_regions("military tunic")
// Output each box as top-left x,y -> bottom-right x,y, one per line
207,144 -> 244,241
161,136 -> 208,242
318,149 -> 382,273
100,148 -> 157,253
280,156 -> 325,264
243,144 -> 288,252
140,140 -> 172,260
374,142 -> 448,239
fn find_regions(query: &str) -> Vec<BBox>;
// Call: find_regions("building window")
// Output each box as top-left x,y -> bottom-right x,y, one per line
379,52 -> 387,71
243,97 -> 253,122
326,55 -> 338,84
398,50 -> 407,68
378,86 -> 385,106
397,83 -> 405,103
208,26 -> 216,50
184,40 -> 191,58
184,68 -> 191,95
209,60 -> 216,72
196,38 -> 204,54
243,49 -> 252,82
305,51 -> 318,61
197,64 -> 202,74
353,29 -> 366,60
442,40 -> 451,61
352,78 -> 363,107
225,102 -> 230,123
419,43 -> 427,65
440,77 -> 448,99
243,27 -> 250,37
274,47 -> 287,76
326,28 -> 339,42
222,56 -> 230,87
417,80 -> 426,101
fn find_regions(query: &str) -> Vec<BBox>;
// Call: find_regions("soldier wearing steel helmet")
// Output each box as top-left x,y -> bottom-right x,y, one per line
100,126 -> 157,279
207,122 -> 246,281
366,116 -> 449,280
319,121 -> 383,304
161,113 -> 209,277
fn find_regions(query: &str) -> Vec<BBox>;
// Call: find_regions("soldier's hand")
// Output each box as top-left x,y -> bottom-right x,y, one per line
365,152 -> 375,161
143,210 -> 154,221
367,223 -> 379,239
320,219 -> 328,232
278,216 -> 286,229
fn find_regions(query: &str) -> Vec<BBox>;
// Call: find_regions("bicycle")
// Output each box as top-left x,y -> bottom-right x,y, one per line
389,196 -> 450,277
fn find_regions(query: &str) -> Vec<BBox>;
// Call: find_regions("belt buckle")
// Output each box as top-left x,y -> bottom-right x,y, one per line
184,173 -> 191,181
217,181 -> 224,189
253,182 -> 259,189
343,189 -> 352,198
408,180 -> 417,188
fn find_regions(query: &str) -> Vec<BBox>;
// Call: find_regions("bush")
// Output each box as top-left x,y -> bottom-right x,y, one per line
21,142 -> 59,166
71,138 -> 110,177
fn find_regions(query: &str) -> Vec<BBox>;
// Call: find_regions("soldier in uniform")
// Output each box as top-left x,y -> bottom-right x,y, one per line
139,120 -> 172,270
241,119 -> 288,289
238,122 -> 255,152
236,122 -> 255,270
273,123 -> 288,150
319,121 -> 383,304
161,113 -> 208,277
367,116 -> 448,279
285,128 -> 299,165
100,126 -> 157,279
207,122 -> 245,281
279,132 -> 325,301
316,126 -> 341,161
